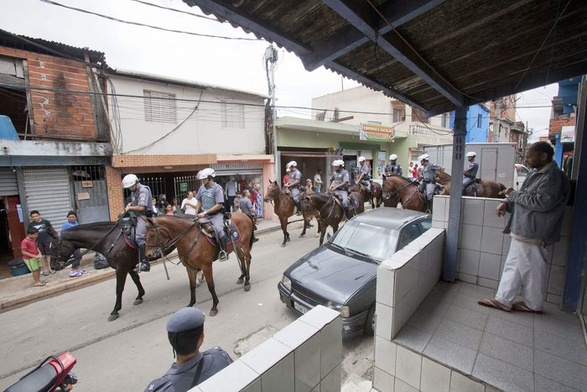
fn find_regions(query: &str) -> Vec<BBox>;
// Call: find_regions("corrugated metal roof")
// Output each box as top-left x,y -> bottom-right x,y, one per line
183,0 -> 587,115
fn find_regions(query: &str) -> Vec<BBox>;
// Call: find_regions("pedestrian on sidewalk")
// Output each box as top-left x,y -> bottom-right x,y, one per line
21,227 -> 45,287
28,210 -> 58,276
61,211 -> 85,278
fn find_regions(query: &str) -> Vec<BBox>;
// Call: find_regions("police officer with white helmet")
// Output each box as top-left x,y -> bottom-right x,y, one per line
123,174 -> 154,272
418,154 -> 443,212
284,161 -> 303,214
194,168 -> 229,261
463,151 -> 479,193
384,154 -> 402,178
329,159 -> 352,218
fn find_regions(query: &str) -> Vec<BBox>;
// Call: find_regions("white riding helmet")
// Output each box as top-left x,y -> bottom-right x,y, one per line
358,156 -> 366,163
287,160 -> 297,168
389,154 -> 398,160
197,168 -> 216,180
467,151 -> 477,158
419,153 -> 430,161
122,174 -> 139,189
332,159 -> 344,167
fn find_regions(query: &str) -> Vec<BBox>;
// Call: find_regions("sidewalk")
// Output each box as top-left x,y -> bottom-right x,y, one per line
0,218 -> 284,312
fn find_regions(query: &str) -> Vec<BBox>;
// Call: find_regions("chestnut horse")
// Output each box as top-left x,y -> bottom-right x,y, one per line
435,171 -> 506,198
264,180 -> 309,247
381,176 -> 427,212
144,213 -> 254,316
50,220 -> 174,321
302,192 -> 357,245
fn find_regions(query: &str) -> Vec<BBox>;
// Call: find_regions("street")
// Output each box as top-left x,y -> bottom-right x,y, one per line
0,223 -> 373,391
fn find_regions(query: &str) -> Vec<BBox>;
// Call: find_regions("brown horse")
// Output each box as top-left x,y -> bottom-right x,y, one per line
264,180 -> 306,247
435,171 -> 507,198
144,213 -> 254,316
302,192 -> 352,245
381,176 -> 427,212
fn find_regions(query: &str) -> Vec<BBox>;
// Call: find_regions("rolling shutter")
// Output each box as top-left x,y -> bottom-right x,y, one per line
23,168 -> 72,230
0,168 -> 18,196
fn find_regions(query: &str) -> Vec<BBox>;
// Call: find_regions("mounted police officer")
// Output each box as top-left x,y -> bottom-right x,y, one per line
329,159 -> 352,219
463,151 -> 479,194
418,154 -> 443,212
383,154 -> 402,178
194,168 -> 228,262
284,161 -> 303,215
144,307 -> 233,391
356,156 -> 372,195
123,174 -> 154,272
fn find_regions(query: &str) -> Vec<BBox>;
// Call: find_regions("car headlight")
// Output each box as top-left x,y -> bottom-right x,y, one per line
325,301 -> 350,318
281,275 -> 291,291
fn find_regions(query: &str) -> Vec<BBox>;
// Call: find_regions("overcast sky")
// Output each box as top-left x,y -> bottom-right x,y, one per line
1,0 -> 559,137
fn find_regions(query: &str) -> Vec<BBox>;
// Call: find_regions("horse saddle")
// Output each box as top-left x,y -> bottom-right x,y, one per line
464,179 -> 481,195
121,216 -> 138,248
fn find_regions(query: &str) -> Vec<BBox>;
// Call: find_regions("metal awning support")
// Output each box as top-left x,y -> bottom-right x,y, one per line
443,106 -> 467,282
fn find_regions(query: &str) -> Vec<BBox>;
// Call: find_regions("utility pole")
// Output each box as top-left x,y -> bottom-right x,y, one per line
264,45 -> 279,180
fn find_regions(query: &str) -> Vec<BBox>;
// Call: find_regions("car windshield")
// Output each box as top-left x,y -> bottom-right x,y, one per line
330,220 -> 399,262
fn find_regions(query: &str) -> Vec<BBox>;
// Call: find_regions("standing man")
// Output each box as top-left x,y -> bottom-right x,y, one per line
418,154 -> 443,212
123,174 -> 154,272
28,210 -> 58,276
313,169 -> 323,193
383,154 -> 403,178
356,156 -> 372,195
329,159 -> 351,219
240,189 -> 259,243
479,142 -> 570,313
181,191 -> 198,216
224,176 -> 238,212
462,151 -> 479,194
195,168 -> 228,262
284,161 -> 302,215
144,307 -> 233,391
62,211 -> 85,277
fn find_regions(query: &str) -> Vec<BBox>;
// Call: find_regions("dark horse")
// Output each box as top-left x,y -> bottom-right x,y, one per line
381,176 -> 427,212
51,220 -> 174,321
435,171 -> 507,198
144,213 -> 254,316
264,180 -> 308,247
301,192 -> 346,246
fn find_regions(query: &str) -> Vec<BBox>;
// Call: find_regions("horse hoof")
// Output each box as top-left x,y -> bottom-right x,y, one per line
281,243 -> 286,247
133,298 -> 143,306
209,309 -> 218,317
108,313 -> 119,322
244,283 -> 251,292
237,278 -> 244,284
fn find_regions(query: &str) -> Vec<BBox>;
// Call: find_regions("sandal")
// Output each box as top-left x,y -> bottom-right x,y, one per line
478,298 -> 511,312
34,282 -> 46,287
41,270 -> 50,276
512,301 -> 542,314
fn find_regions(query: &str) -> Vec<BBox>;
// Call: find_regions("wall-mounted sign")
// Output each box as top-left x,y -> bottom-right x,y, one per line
359,123 -> 395,142
77,192 -> 90,201
82,181 -> 93,188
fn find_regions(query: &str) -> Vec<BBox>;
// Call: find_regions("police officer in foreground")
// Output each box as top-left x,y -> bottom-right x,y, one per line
383,154 -> 402,178
144,307 -> 233,391
418,154 -> 443,212
194,168 -> 229,262
462,151 -> 479,194
123,174 -> 154,272
329,159 -> 352,219
284,161 -> 303,215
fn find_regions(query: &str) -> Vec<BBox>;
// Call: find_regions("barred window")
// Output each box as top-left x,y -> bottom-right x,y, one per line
144,90 -> 177,123
221,101 -> 245,129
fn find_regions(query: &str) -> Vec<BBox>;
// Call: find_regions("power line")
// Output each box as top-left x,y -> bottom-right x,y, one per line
129,0 -> 219,22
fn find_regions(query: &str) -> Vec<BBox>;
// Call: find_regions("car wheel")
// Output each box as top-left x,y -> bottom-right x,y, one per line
364,306 -> 375,335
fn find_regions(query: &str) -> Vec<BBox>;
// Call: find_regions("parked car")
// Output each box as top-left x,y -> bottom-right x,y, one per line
278,208 -> 431,338
514,163 -> 530,190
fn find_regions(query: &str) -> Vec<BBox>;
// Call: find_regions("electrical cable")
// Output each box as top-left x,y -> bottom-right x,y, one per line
129,0 -> 219,22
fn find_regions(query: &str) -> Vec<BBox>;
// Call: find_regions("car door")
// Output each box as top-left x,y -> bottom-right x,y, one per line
397,219 -> 432,251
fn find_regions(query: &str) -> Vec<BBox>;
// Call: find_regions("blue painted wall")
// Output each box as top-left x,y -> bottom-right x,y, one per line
449,103 -> 489,143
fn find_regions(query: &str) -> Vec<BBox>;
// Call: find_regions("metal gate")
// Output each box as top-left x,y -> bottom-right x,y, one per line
72,165 -> 110,223
0,168 -> 18,196
173,175 -> 199,199
23,167 -> 73,230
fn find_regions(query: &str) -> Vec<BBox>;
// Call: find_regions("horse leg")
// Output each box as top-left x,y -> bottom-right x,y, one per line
280,217 -> 290,247
129,269 -> 146,306
236,244 -> 252,291
300,217 -> 307,237
187,268 -> 198,307
202,265 -> 219,316
108,268 -> 129,322
236,245 -> 246,285
318,221 -> 327,246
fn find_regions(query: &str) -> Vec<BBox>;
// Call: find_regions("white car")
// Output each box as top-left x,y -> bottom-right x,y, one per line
514,164 -> 530,190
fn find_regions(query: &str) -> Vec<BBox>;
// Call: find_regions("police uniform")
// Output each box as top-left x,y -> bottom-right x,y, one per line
384,162 -> 402,177
420,162 -> 442,201
288,168 -> 303,203
195,182 -> 226,241
358,163 -> 371,191
130,183 -> 154,247
145,308 -> 233,392
330,169 -> 350,208
463,161 -> 479,188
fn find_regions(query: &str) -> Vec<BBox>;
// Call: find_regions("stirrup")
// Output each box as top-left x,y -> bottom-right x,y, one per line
134,262 -> 150,273
218,250 -> 229,262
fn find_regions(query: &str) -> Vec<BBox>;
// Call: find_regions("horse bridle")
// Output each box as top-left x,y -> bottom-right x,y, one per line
145,219 -> 199,259
382,179 -> 416,200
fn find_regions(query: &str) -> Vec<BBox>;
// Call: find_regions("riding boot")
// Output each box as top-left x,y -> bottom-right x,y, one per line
218,236 -> 229,262
295,201 -> 302,216
426,199 -> 433,213
134,244 -> 150,272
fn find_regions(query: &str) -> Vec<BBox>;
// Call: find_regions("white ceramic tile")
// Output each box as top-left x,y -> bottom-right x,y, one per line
299,305 -> 340,330
392,324 -> 432,353
546,293 -> 562,305
394,261 -> 419,303
375,336 -> 397,376
394,377 -> 418,392
479,226 -> 504,255
420,357 -> 450,392
482,199 -> 507,228
423,335 -> 477,374
293,333 -> 321,392
478,252 -> 501,280
386,249 -> 416,270
459,224 -> 483,251
376,264 -> 396,307
448,371 -> 484,392
261,353 -> 295,392
240,378 -> 262,392
319,363 -> 341,392
560,206 -> 573,236
198,360 -> 260,392
373,367 -> 395,392
273,318 -> 320,350
432,196 -> 448,223
462,198 -> 485,225
375,302 -> 393,341
552,237 -> 569,266
431,220 -> 446,229
501,234 -> 511,255
477,277 -> 498,290
458,249 -> 480,276
456,271 -> 476,284
319,320 -> 342,378
395,345 -> 422,390
472,353 -> 534,392
547,264 -> 566,296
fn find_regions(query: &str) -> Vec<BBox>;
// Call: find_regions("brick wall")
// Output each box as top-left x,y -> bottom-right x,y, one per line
105,165 -> 124,221
112,154 -> 216,168
0,46 -> 98,140
549,115 -> 575,137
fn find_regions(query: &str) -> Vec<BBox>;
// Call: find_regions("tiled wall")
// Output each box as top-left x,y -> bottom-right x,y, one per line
432,195 -> 573,305
193,305 -> 342,392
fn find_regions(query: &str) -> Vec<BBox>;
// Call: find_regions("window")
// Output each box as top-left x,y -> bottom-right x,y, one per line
477,114 -> 482,128
221,101 -> 245,129
392,102 -> 405,123
143,90 -> 177,123
440,113 -> 449,128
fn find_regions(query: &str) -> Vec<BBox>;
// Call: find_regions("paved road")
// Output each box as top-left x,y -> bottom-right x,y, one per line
0,222 -> 374,391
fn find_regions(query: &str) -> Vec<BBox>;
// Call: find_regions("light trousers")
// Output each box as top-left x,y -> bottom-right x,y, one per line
495,237 -> 548,311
